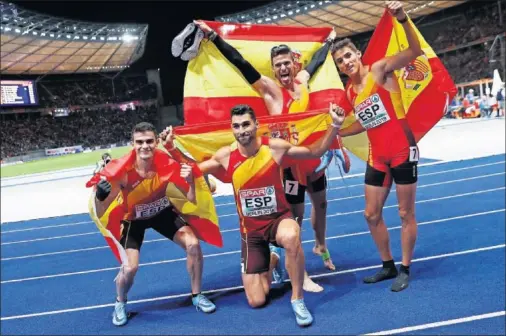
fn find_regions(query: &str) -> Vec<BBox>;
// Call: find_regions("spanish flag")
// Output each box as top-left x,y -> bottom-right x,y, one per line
340,10 -> 458,161
175,110 -> 336,179
86,149 -> 222,265
183,21 -> 347,124
179,21 -> 350,183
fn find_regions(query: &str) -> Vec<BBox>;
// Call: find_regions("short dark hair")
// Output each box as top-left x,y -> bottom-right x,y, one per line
270,44 -> 292,60
331,38 -> 359,54
132,122 -> 157,137
230,104 -> 256,121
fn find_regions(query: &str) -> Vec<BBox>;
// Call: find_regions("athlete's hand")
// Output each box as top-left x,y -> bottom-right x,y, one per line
180,163 -> 194,184
329,102 -> 346,128
386,1 -> 406,21
96,179 -> 111,202
327,28 -> 337,42
159,126 -> 175,150
193,20 -> 213,36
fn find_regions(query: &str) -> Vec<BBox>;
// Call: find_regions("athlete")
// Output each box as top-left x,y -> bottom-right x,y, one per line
192,19 -> 345,290
94,122 -> 216,326
332,1 -> 423,292
93,152 -> 112,174
160,103 -> 345,326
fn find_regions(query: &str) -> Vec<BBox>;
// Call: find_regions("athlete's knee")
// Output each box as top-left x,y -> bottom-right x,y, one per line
280,225 -> 300,246
121,264 -> 139,280
185,236 -> 202,257
247,293 -> 267,308
398,208 -> 416,225
364,210 -> 382,226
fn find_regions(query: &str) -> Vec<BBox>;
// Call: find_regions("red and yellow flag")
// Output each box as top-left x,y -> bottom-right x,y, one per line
178,21 -> 350,183
340,10 -> 458,161
86,149 -> 222,265
183,21 -> 347,124
175,110 -> 338,183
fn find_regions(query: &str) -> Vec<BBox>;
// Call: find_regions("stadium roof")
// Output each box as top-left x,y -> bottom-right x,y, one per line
216,0 -> 469,37
0,1 -> 148,75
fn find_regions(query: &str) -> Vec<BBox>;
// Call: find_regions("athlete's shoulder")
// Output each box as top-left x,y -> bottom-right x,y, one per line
215,145 -> 233,160
268,137 -> 292,150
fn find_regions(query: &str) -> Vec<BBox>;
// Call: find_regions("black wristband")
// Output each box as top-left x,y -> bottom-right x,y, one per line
397,16 -> 408,23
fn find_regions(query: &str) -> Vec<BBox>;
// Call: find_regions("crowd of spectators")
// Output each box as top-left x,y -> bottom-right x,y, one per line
1,1 -> 504,160
1,105 -> 158,159
37,75 -> 157,108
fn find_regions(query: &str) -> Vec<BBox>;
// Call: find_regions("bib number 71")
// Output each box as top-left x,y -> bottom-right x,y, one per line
409,146 -> 419,162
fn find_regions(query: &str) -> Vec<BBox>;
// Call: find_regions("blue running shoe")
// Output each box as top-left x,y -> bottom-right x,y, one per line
315,150 -> 333,173
291,298 -> 313,327
192,293 -> 216,313
269,244 -> 285,284
112,300 -> 127,326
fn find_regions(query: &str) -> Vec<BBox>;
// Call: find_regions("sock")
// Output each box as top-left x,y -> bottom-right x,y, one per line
192,292 -> 201,298
382,259 -> 395,269
399,264 -> 410,275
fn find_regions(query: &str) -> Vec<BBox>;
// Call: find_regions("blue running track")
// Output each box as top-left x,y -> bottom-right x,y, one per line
1,154 -> 505,335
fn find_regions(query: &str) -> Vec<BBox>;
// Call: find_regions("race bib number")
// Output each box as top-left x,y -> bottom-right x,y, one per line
135,196 -> 170,219
284,180 -> 299,196
355,93 -> 391,130
409,146 -> 419,162
239,186 -> 277,217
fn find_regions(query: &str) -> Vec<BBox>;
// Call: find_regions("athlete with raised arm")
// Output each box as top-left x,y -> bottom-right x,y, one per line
332,1 -> 423,292
160,103 -> 345,326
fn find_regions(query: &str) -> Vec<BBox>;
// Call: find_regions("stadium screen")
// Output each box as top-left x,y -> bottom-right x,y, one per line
0,80 -> 39,107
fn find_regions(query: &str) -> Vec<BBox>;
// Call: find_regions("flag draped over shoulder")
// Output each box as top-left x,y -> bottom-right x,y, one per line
86,149 -> 222,265
176,110 -> 336,178
340,10 -> 458,161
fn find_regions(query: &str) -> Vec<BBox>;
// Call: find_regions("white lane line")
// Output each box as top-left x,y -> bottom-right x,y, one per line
2,208 -> 503,283
326,188 -> 505,218
1,244 -> 504,321
207,160 -> 506,208
0,232 -> 97,246
364,311 -> 506,335
1,221 -> 92,234
2,160 -> 503,233
1,182 -> 503,259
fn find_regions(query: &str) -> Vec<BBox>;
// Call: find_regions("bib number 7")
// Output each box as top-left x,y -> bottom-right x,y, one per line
285,180 -> 299,196
409,146 -> 419,162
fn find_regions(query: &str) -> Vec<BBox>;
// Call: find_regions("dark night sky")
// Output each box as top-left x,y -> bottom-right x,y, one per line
11,0 -> 276,104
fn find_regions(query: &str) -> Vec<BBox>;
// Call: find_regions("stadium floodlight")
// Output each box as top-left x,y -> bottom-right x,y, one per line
122,33 -> 135,42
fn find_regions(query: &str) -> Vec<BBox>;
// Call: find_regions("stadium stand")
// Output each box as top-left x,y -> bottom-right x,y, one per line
1,0 -> 505,161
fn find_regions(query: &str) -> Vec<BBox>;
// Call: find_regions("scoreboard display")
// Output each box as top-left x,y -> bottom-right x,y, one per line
1,80 -> 39,107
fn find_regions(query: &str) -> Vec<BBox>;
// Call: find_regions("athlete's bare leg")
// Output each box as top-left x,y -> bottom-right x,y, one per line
172,226 -> 203,295
242,272 -> 271,308
291,202 -> 324,293
115,248 -> 140,303
395,183 -> 418,267
308,188 -> 335,271
364,184 -> 393,261
275,218 -> 306,301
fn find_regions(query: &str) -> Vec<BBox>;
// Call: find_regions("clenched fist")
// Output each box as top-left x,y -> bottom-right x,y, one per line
180,163 -> 194,184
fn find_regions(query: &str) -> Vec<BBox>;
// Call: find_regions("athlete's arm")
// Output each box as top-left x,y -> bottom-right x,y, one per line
272,103 -> 345,160
159,126 -> 228,175
296,29 -> 336,84
371,1 -> 423,85
193,20 -> 282,103
337,121 -> 366,137
179,164 -> 196,204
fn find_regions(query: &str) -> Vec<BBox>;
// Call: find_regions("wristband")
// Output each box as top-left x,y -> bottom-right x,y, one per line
331,123 -> 341,128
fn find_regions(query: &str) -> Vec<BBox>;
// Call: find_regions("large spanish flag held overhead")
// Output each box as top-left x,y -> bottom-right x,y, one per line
86,149 -> 222,265
183,21 -> 347,124
340,10 -> 458,161
178,20 -> 351,182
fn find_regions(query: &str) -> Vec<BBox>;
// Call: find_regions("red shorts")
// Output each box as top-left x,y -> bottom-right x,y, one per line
365,145 -> 419,187
240,213 -> 294,274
